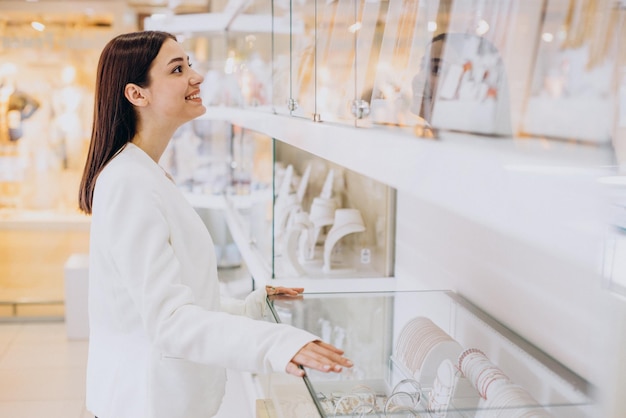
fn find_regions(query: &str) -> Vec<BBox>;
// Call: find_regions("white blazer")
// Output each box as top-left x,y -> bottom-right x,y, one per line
86,143 -> 317,418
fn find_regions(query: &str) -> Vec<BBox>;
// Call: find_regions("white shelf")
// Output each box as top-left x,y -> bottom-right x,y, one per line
0,209 -> 91,231
199,106 -> 616,266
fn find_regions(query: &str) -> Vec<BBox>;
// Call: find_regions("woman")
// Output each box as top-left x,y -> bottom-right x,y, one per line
78,31 -> 352,418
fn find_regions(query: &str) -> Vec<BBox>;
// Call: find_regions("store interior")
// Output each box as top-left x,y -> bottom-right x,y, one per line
1,0 -> 626,417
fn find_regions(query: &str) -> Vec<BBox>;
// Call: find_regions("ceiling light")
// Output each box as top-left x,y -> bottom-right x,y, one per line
31,21 -> 45,32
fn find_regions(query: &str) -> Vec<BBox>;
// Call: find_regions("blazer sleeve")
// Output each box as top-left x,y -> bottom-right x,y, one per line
103,172 -> 318,374
220,288 -> 267,319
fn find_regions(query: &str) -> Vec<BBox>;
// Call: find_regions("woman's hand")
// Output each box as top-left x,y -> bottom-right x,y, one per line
286,340 -> 353,377
266,285 -> 304,297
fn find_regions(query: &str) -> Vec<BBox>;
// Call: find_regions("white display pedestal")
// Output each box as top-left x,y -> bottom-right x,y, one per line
63,253 -> 90,340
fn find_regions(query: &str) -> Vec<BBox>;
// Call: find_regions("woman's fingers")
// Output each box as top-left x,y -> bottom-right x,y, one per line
310,340 -> 345,355
289,341 -> 353,375
286,361 -> 305,377
266,285 -> 305,297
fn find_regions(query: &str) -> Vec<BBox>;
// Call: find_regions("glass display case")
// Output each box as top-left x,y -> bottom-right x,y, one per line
220,125 -> 397,281
272,141 -> 395,279
263,290 -> 595,418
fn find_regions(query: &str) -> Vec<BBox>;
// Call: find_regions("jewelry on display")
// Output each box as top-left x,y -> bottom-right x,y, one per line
457,348 -> 510,400
391,378 -> 422,404
394,317 -> 462,383
323,208 -> 366,273
457,348 -> 484,371
384,392 -> 421,417
332,393 -> 372,417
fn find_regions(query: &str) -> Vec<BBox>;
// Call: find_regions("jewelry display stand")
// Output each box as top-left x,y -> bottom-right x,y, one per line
269,149 -> 394,278
308,197 -> 336,249
322,208 -> 366,273
310,170 -> 337,247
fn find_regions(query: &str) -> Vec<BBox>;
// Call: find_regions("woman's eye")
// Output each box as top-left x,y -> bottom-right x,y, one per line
173,65 -> 183,73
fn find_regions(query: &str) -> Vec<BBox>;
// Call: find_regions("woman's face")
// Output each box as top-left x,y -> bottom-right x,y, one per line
142,38 -> 205,125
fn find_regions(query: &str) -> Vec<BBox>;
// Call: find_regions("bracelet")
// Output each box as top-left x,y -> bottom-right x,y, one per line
457,348 -> 484,372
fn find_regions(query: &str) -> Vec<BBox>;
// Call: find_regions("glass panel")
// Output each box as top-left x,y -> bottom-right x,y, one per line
273,142 -> 395,279
161,119 -> 229,194
423,0 -> 544,137
289,0 -> 317,119
181,33 -> 229,107
272,0 -> 292,115
367,0 -> 446,134
222,124 -> 274,271
266,290 -> 596,418
314,0 -> 357,124
521,0 -> 620,144
353,0 -> 388,128
224,0 -> 274,110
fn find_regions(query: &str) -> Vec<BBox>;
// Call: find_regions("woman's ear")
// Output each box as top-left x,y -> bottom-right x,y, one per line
124,83 -> 148,107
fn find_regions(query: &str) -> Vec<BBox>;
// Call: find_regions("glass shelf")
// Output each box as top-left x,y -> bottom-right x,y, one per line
264,290 -> 595,418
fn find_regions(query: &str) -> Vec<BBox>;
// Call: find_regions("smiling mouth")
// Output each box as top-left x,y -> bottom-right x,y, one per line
185,93 -> 200,100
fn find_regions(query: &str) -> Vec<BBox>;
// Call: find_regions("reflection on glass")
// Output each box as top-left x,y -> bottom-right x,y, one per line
411,31 -> 512,136
522,0 -> 619,143
370,0 -> 448,129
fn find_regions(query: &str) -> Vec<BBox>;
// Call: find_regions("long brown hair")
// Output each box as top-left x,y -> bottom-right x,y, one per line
78,31 -> 177,214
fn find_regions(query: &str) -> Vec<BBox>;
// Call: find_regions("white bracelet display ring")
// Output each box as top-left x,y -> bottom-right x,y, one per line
323,208 -> 366,272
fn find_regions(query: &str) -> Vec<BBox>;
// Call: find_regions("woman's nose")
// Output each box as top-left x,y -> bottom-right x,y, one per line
191,69 -> 204,85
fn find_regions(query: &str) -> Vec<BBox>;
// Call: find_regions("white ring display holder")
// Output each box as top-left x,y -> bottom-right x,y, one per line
309,196 -> 337,249
282,211 -> 312,276
323,208 -> 366,273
